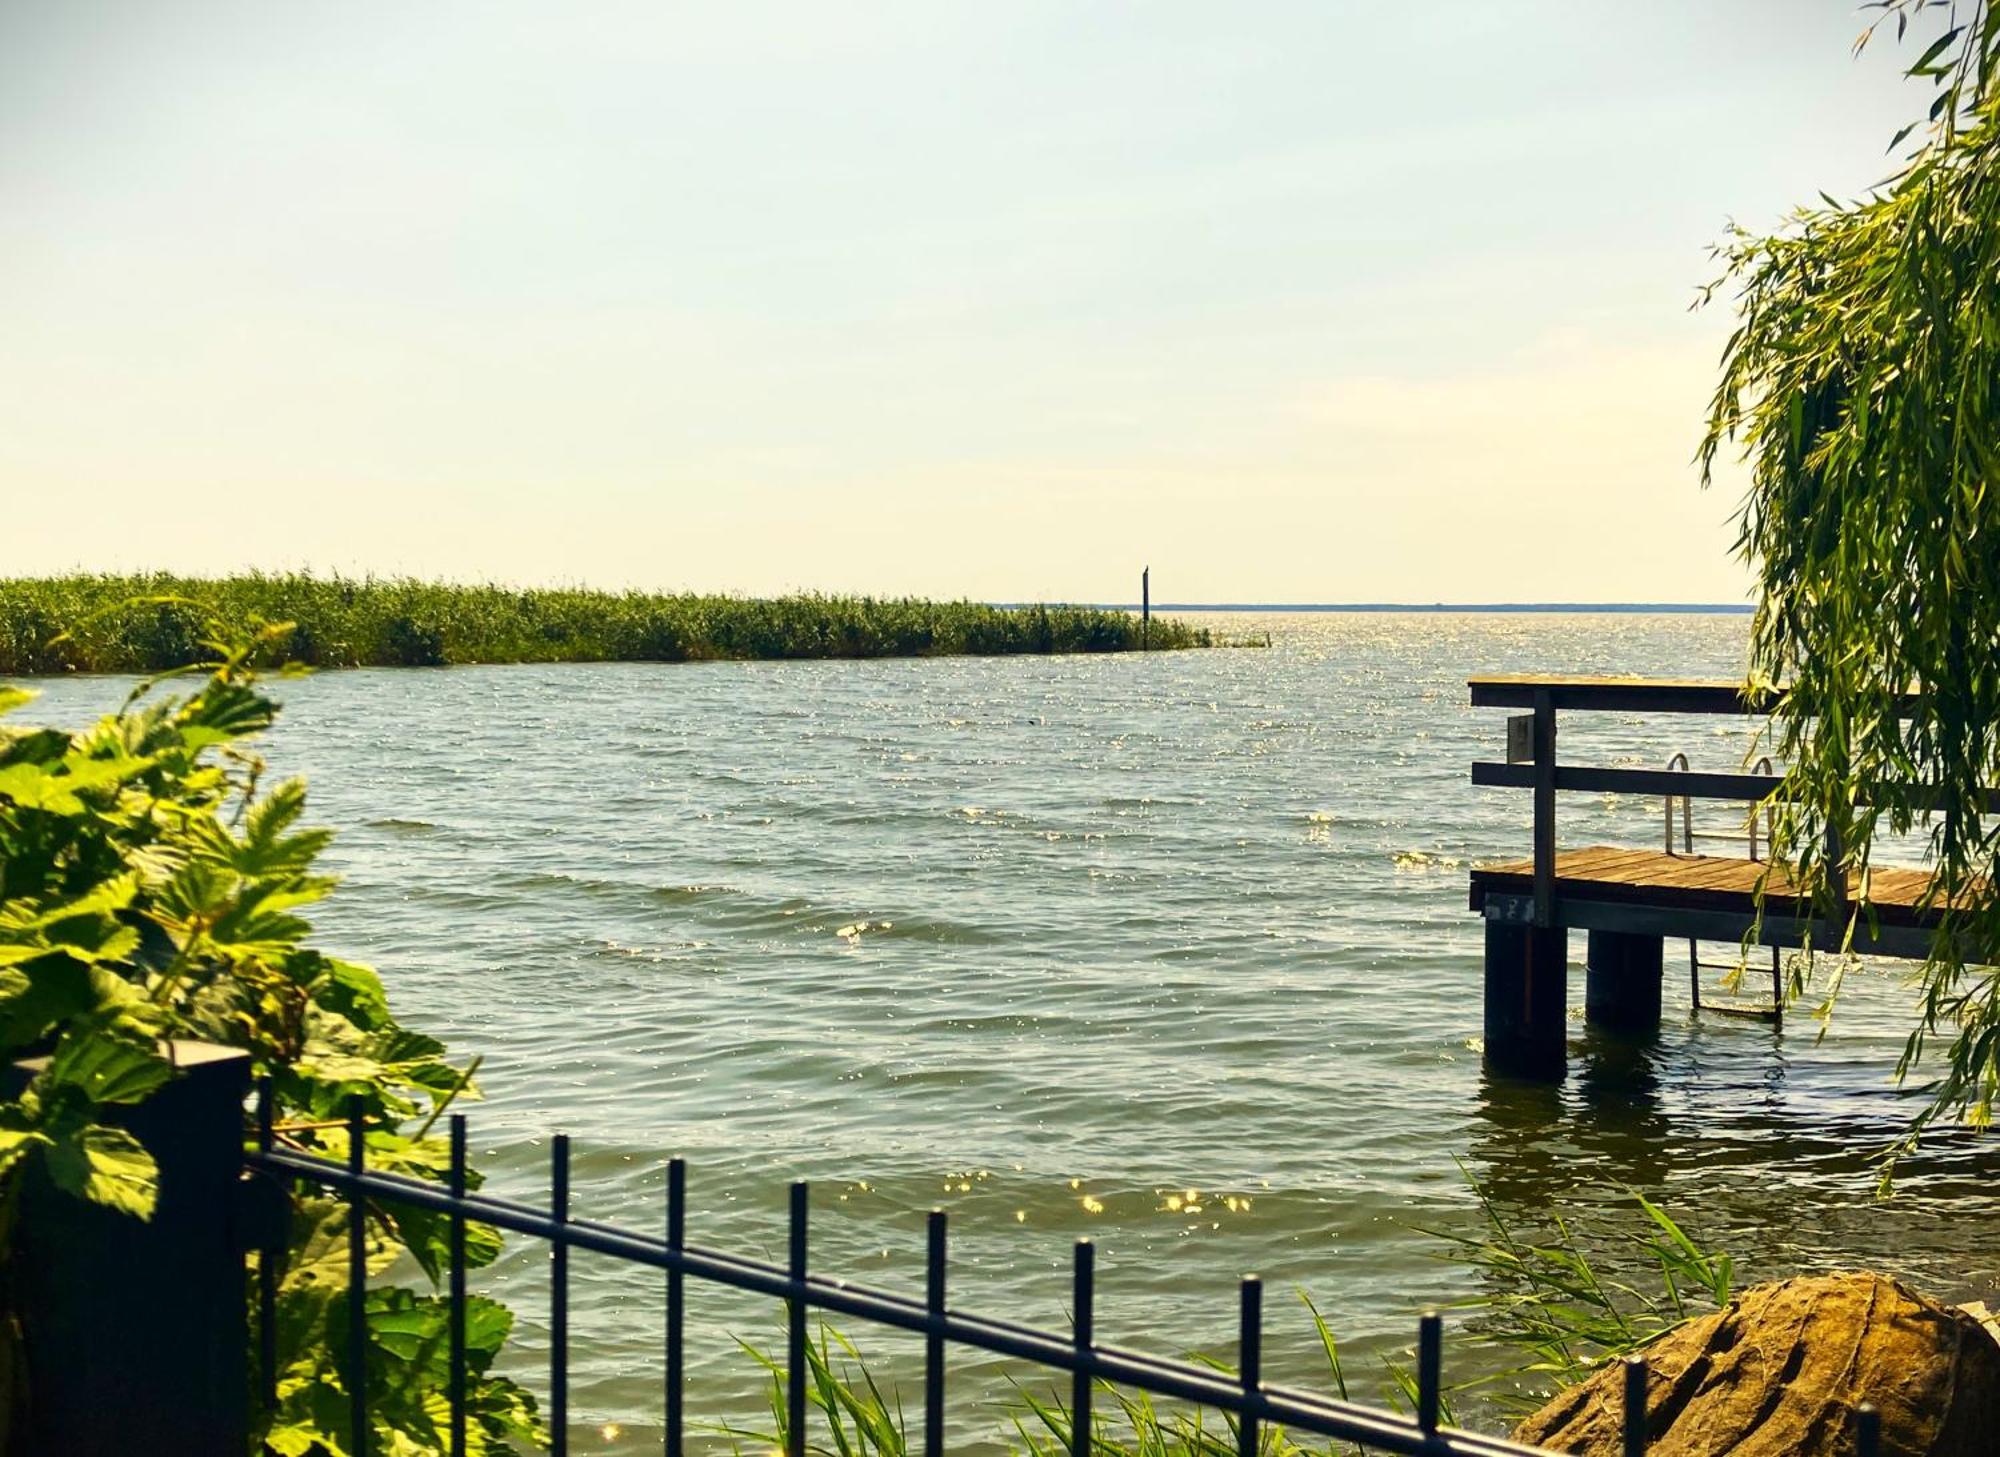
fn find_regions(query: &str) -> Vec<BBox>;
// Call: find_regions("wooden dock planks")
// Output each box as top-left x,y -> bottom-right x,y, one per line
1469,845 -> 1951,928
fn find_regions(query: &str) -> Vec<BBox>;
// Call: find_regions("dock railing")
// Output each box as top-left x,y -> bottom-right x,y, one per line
1470,673 -> 2000,931
1464,672 -> 2000,1075
1469,676 -> 1794,931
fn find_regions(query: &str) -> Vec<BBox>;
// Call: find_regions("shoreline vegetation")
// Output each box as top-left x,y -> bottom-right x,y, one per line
0,573 -> 1211,675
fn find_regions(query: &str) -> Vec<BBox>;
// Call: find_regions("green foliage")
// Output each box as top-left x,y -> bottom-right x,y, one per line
0,574 -> 1209,674
720,1292 -> 1439,1457
703,1182 -> 1736,1452
0,621 -> 540,1454
1011,1382 -> 1289,1457
1699,1 -> 2000,1150
1426,1168 -> 1733,1412
717,1320 -> 909,1456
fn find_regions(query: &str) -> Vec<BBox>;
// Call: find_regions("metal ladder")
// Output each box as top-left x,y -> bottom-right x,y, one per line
1664,753 -> 1783,1021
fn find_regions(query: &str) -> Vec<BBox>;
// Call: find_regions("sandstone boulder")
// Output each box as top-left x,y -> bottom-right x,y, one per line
1512,1271 -> 2000,1456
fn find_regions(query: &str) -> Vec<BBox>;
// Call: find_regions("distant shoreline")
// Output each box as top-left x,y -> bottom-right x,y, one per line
1083,602 -> 1754,614
0,574 -> 1209,674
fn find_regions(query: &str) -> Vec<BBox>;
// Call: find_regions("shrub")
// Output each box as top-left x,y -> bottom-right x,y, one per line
0,624 -> 539,1453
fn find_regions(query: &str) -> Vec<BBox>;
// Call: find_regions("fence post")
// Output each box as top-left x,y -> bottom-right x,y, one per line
9,1040 -> 253,1457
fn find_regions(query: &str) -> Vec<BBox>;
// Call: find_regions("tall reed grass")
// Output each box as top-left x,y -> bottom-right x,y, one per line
711,1188 -> 1737,1455
718,1295 -> 1384,1457
0,574 -> 1209,674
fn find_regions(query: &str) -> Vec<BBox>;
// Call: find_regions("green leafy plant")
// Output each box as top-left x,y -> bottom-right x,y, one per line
0,619 -> 540,1455
1699,0 -> 2000,1157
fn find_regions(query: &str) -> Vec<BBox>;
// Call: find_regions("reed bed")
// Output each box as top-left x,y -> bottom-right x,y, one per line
0,574 -> 1209,674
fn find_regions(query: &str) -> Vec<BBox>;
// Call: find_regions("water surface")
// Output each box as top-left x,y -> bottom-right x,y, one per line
23,612 -> 1996,1448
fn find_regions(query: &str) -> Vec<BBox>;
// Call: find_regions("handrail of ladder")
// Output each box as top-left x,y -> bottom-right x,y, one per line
1664,753 -> 1693,853
1664,753 -> 1776,860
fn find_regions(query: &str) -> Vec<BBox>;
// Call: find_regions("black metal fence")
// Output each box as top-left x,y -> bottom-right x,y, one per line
246,1087 -> 1883,1457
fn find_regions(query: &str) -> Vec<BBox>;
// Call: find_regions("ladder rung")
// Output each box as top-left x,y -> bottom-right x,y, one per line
1702,999 -> 1781,1021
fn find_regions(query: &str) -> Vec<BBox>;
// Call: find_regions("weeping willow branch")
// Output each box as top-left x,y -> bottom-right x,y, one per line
1699,0 -> 2000,1153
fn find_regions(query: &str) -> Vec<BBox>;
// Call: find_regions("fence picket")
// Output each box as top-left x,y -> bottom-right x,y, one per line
552,1135 -> 571,1457
257,1079 -> 281,1414
1622,1355 -> 1647,1456
925,1210 -> 946,1457
1238,1276 -> 1263,1457
787,1182 -> 808,1457
345,1097 -> 369,1457
248,1134 -> 1721,1457
449,1115 -> 468,1457
667,1157 -> 686,1457
1418,1310 -> 1442,1434
1072,1239 -> 1094,1457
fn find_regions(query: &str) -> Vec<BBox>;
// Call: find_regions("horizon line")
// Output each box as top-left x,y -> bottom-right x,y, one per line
1080,602 -> 1755,614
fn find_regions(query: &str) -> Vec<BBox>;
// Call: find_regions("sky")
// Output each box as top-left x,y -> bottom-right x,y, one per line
0,2 -> 1938,603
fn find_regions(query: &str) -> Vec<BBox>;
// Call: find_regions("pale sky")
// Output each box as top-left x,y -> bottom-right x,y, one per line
0,3 -> 1929,603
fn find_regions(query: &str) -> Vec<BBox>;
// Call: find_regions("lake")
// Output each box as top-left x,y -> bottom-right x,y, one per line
22,611 -> 1996,1450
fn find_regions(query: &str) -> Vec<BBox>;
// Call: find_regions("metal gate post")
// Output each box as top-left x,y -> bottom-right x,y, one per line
10,1041 -> 252,1457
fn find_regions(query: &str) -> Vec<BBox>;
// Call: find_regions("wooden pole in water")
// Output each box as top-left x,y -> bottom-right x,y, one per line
1141,566 -> 1150,650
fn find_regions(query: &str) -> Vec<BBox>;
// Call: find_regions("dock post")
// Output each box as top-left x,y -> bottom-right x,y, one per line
1585,930 -> 1663,1034
1483,919 -> 1568,1079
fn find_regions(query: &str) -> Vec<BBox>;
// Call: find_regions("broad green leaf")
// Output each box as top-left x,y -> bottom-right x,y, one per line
0,956 -> 97,1048
282,1198 -> 400,1295
0,957 -> 157,1049
48,752 -> 156,796
316,958 -> 390,1030
0,615 -> 543,1449
386,1202 -> 503,1284
0,763 -> 82,815
366,1026 -> 446,1065
262,1422 -> 330,1457
44,1122 -> 158,1219
0,1122 -> 53,1180
174,677 -> 276,745
19,872 -> 139,929
295,1050 -> 394,1089
43,1033 -> 173,1105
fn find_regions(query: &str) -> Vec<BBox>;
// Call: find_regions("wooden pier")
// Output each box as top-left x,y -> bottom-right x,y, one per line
1465,674 -> 1972,1079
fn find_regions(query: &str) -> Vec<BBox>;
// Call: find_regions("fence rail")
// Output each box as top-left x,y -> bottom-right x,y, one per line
248,1087 -> 1891,1457
249,1088 -> 1575,1457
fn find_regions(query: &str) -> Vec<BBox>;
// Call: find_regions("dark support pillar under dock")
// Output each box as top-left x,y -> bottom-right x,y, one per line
1584,928 -> 1664,1035
1483,920 -> 1567,1079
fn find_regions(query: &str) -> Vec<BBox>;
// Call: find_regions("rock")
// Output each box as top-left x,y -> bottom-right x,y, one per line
1512,1271 -> 2000,1456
